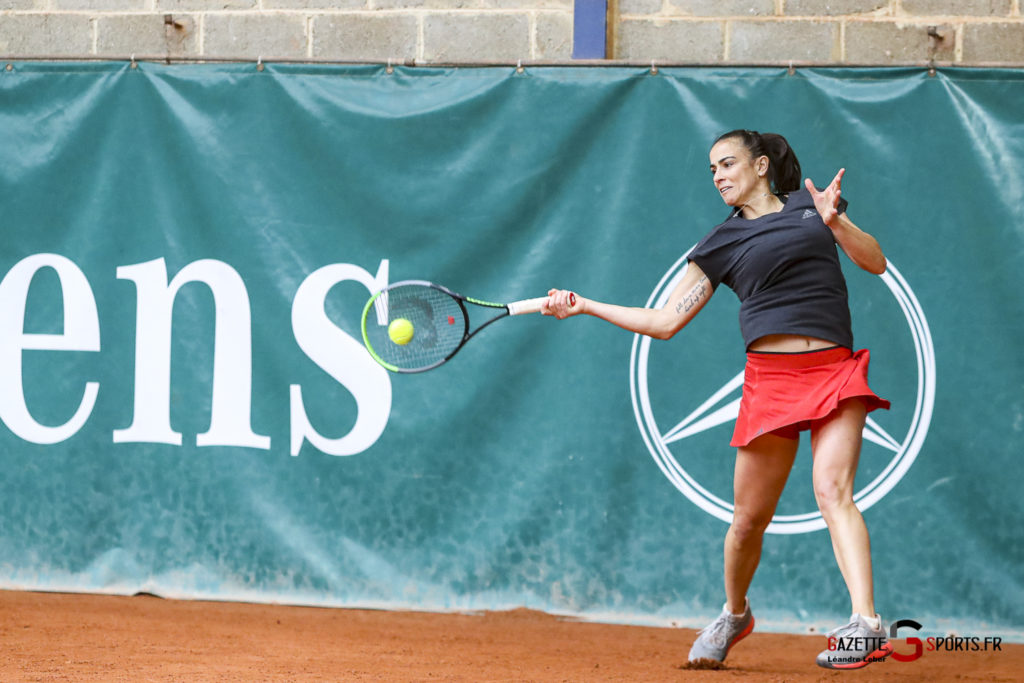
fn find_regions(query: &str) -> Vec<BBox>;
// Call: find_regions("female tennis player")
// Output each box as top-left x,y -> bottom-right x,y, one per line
543,130 -> 893,670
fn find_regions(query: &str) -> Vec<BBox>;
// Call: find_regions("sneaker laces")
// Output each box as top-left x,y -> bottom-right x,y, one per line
828,616 -> 881,640
827,619 -> 861,640
698,612 -> 737,648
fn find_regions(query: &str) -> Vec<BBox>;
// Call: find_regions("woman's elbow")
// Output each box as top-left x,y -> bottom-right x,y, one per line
651,317 -> 682,340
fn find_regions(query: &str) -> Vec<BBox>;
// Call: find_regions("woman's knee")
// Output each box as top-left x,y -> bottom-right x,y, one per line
729,510 -> 773,545
813,478 -> 855,517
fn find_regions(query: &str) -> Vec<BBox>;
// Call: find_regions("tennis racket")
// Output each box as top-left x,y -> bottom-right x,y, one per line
361,280 -> 571,373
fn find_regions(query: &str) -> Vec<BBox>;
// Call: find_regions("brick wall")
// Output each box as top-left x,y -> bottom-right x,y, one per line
617,0 -> 1024,65
0,0 -> 1021,65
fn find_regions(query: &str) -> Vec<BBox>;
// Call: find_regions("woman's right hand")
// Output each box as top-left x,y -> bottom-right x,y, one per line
542,289 -> 581,319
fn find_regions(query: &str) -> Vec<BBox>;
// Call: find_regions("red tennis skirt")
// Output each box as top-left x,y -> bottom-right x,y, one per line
731,346 -> 890,447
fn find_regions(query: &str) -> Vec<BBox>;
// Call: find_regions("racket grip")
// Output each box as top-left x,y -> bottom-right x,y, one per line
507,296 -> 549,316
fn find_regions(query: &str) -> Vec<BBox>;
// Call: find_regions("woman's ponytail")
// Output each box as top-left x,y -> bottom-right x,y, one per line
759,133 -> 801,194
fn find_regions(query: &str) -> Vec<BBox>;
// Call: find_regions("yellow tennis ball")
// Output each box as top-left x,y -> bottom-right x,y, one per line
388,317 -> 414,345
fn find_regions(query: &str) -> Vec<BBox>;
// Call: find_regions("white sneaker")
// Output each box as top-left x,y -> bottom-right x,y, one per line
687,601 -> 755,665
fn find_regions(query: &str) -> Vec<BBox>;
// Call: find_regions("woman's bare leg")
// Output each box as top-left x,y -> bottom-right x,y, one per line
725,432 -> 799,613
811,399 -> 875,617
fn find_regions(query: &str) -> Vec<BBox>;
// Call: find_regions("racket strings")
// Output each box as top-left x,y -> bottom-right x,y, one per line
364,284 -> 467,371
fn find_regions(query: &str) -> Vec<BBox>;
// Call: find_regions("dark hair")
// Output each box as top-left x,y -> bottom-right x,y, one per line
713,130 -> 802,194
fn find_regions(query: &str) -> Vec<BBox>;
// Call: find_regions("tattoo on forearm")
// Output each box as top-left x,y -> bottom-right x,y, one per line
675,276 -> 709,315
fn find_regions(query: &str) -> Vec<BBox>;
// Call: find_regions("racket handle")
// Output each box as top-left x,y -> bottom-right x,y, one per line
507,296 -> 549,316
508,292 -> 575,316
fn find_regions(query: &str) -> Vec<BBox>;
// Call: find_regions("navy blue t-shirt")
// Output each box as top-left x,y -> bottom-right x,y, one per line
687,188 -> 853,350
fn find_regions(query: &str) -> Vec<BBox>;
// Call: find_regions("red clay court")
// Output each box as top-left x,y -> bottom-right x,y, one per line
3,590 -> 1019,681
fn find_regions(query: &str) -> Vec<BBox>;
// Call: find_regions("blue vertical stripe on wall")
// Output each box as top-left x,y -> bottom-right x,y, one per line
572,0 -> 607,58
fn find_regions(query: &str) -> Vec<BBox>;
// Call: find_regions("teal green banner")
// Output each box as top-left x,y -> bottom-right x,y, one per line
1,63 -> 1022,640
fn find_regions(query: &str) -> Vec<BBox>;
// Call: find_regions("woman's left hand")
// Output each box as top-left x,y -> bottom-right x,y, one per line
805,168 -> 845,228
